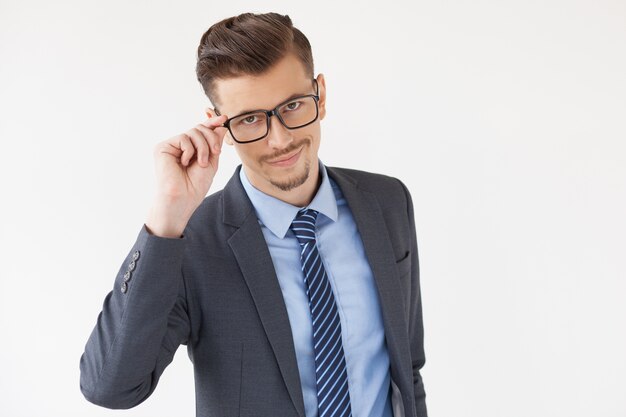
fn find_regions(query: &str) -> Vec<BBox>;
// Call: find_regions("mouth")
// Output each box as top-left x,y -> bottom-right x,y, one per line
267,147 -> 303,167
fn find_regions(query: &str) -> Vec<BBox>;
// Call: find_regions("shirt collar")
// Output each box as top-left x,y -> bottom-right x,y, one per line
239,160 -> 338,239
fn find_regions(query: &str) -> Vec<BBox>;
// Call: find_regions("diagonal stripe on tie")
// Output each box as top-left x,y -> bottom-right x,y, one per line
290,208 -> 352,417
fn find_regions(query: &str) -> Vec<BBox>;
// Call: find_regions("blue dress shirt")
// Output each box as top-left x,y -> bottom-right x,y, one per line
239,161 -> 393,417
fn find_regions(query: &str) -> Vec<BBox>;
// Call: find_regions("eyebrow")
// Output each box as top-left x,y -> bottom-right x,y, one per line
232,90 -> 312,117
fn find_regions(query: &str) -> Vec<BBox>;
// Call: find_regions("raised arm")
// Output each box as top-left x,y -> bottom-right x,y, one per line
79,113 -> 228,408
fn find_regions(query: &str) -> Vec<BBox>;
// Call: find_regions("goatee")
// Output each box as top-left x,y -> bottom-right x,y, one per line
269,158 -> 311,191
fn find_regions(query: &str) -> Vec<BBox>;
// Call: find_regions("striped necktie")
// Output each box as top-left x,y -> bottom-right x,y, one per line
290,208 -> 352,417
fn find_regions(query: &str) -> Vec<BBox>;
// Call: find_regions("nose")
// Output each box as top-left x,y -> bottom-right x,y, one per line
266,114 -> 293,149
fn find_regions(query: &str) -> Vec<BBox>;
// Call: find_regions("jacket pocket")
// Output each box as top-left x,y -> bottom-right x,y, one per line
395,250 -> 412,278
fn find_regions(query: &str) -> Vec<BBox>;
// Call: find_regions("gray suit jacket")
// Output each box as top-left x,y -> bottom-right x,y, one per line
80,164 -> 427,417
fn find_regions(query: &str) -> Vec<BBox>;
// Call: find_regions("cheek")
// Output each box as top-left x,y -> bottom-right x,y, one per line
307,129 -> 321,151
240,145 -> 266,164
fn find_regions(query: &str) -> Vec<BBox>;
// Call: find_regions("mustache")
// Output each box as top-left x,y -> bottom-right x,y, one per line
261,137 -> 310,162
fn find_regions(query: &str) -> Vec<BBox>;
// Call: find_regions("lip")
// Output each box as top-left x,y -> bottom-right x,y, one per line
267,147 -> 302,167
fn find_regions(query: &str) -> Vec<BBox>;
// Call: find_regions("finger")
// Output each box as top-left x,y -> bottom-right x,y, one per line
195,123 -> 224,155
178,134 -> 195,166
185,127 -> 211,167
154,138 -> 182,159
200,114 -> 228,129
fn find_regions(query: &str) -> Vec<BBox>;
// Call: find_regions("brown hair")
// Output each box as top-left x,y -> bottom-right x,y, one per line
196,12 -> 315,107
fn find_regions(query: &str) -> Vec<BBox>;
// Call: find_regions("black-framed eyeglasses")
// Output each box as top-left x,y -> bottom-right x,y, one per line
215,79 -> 320,144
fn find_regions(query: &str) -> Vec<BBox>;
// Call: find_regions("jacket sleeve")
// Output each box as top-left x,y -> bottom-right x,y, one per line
79,223 -> 191,409
398,179 -> 428,417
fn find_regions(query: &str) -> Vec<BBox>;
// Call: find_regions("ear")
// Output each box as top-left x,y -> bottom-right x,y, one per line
316,74 -> 327,120
205,107 -> 234,146
205,107 -> 216,117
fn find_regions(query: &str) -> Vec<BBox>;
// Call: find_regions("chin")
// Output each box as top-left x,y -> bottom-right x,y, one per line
267,157 -> 311,192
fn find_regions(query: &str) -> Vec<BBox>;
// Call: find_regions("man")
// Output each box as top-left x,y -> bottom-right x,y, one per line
79,12 -> 427,417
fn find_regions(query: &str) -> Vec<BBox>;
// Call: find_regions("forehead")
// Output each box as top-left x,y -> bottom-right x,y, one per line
214,53 -> 313,116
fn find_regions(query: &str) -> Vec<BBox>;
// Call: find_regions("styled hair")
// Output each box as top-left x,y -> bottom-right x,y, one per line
196,12 -> 315,107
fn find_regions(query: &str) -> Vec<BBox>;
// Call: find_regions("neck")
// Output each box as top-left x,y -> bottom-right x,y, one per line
244,161 -> 321,207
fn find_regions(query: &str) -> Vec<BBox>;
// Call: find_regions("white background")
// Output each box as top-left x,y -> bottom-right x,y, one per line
1,0 -> 625,416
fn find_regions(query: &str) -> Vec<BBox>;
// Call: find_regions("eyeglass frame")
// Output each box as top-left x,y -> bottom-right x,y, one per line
214,79 -> 320,144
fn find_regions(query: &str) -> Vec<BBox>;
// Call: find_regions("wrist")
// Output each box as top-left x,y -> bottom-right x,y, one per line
146,204 -> 188,238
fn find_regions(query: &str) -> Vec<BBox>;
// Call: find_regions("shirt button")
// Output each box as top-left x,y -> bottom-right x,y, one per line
127,260 -> 136,272
121,282 -> 128,293
123,271 -> 132,282
132,250 -> 140,261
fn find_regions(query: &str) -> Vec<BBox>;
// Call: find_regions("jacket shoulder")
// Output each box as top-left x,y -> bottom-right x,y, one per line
328,165 -> 410,201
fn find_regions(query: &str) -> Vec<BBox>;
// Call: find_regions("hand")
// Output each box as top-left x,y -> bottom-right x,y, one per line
146,114 -> 228,238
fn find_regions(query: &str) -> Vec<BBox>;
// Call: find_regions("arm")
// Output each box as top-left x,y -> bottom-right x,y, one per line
79,112 -> 226,408
398,179 -> 428,417
79,223 -> 191,409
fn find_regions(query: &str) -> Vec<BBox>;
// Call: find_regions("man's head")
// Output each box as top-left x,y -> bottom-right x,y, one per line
196,12 -> 326,201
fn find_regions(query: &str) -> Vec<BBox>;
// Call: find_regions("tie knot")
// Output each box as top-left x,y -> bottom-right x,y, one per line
290,208 -> 319,245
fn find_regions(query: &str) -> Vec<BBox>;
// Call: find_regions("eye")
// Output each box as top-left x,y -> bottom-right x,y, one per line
284,101 -> 301,111
242,115 -> 258,124
235,114 -> 262,126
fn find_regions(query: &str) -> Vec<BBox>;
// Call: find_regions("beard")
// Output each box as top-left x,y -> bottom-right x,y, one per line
269,157 -> 311,191
262,137 -> 312,192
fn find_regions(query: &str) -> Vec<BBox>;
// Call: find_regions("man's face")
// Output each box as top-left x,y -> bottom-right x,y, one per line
208,53 -> 326,194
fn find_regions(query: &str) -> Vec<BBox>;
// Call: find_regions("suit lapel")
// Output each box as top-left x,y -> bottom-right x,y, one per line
223,166 -> 306,417
326,167 -> 414,405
